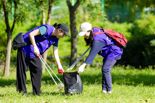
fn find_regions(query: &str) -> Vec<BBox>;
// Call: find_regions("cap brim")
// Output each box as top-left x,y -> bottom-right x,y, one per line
78,32 -> 86,36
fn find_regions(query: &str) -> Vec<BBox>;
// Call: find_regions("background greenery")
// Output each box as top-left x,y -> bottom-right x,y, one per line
0,0 -> 155,102
0,0 -> 155,68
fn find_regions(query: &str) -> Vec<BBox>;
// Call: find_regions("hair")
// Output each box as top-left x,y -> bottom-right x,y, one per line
53,23 -> 61,29
84,31 -> 93,46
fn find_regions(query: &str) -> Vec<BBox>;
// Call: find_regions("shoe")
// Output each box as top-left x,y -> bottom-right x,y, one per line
107,91 -> 112,94
33,92 -> 40,96
18,90 -> 27,96
102,90 -> 107,94
22,92 -> 27,96
58,69 -> 64,74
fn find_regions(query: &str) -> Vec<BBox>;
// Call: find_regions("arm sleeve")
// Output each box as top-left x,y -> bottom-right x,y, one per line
85,40 -> 106,64
39,26 -> 47,35
53,39 -> 59,47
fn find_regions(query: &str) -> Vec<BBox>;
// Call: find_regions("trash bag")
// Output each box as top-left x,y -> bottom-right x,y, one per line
63,72 -> 83,94
12,33 -> 27,50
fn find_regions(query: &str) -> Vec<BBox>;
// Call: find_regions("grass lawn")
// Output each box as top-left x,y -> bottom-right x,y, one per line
0,66 -> 155,103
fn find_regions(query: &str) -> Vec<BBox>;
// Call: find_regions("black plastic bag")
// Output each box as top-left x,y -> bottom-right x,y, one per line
12,33 -> 27,50
63,72 -> 83,94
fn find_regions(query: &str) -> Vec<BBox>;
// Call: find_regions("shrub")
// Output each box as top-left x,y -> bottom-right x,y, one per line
119,14 -> 155,68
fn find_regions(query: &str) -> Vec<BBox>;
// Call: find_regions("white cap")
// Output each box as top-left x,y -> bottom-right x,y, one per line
79,22 -> 92,36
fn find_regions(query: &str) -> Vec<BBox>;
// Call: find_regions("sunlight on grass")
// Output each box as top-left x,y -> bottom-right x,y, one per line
0,66 -> 155,103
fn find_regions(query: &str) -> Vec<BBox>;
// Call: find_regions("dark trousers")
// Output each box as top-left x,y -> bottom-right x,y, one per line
16,49 -> 42,95
102,58 -> 116,91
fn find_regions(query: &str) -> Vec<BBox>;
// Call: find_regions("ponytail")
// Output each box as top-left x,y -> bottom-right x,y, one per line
53,23 -> 61,29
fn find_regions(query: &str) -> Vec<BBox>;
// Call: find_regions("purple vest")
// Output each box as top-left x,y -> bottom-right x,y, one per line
92,27 -> 123,60
21,24 -> 58,59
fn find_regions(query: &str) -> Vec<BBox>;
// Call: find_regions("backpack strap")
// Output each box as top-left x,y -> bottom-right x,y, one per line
93,28 -> 105,36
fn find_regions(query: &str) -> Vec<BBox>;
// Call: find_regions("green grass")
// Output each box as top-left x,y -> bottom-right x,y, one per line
0,66 -> 155,103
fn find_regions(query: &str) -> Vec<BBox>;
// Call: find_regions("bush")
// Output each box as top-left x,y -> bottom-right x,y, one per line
119,14 -> 155,68
0,21 -> 7,64
131,14 -> 155,36
119,35 -> 155,68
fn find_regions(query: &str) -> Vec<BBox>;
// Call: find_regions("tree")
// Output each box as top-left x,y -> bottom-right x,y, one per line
2,0 -> 28,76
2,0 -> 18,76
35,0 -> 54,68
43,0 -> 53,62
37,0 -> 53,24
66,0 -> 80,64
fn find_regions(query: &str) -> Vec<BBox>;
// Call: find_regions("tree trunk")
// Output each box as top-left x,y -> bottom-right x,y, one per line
4,34 -> 12,76
42,0 -> 53,70
70,10 -> 78,64
43,0 -> 53,62
46,0 -> 53,24
42,11 -> 46,24
66,0 -> 80,64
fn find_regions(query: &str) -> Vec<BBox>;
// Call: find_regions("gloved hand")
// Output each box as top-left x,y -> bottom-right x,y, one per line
58,68 -> 64,74
34,46 -> 40,57
78,63 -> 86,73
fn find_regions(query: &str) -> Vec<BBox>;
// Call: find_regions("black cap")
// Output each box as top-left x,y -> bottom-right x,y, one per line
59,24 -> 69,36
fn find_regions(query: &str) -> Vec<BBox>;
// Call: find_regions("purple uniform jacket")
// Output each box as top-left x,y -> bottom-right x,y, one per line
93,27 -> 123,60
21,24 -> 59,59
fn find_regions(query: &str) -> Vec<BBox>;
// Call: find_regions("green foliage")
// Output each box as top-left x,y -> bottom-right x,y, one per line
94,21 -> 132,39
131,14 -> 155,36
120,35 -> 155,68
77,0 -> 104,24
150,39 -> 155,46
105,0 -> 155,22
50,0 -> 69,24
119,14 -> 155,68
0,21 -> 7,63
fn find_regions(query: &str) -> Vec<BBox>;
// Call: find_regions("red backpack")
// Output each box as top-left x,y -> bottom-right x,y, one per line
94,29 -> 128,47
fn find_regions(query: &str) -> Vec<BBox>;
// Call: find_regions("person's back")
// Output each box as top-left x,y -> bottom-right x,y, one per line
22,24 -> 58,59
14,23 -> 69,95
92,27 -> 123,60
78,22 -> 124,94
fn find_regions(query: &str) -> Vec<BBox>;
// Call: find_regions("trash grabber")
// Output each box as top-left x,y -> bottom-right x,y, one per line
39,56 -> 64,90
39,56 -> 58,85
67,47 -> 91,71
39,56 -> 63,84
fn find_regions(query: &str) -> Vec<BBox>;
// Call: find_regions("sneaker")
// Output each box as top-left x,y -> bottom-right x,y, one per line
107,91 -> 112,94
22,92 -> 27,96
102,90 -> 107,94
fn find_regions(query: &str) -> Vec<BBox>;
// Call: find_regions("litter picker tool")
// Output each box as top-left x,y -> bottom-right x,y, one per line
67,47 -> 91,71
39,56 -> 64,90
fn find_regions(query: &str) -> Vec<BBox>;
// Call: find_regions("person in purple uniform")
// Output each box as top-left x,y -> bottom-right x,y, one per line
78,22 -> 123,94
16,23 -> 69,95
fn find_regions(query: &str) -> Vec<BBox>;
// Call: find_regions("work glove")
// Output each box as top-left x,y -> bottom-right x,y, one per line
34,46 -> 40,57
58,68 -> 64,74
78,63 -> 86,73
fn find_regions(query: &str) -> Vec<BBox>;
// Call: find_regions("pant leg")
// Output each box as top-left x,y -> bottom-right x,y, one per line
16,49 -> 27,93
29,57 -> 42,95
102,59 -> 106,91
102,58 -> 116,91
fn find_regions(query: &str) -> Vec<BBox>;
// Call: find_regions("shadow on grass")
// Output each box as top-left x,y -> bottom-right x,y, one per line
112,73 -> 155,86
41,91 -> 65,96
1,72 -> 155,87
0,78 -> 31,87
0,79 -> 16,87
81,73 -> 155,86
41,73 -> 155,86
